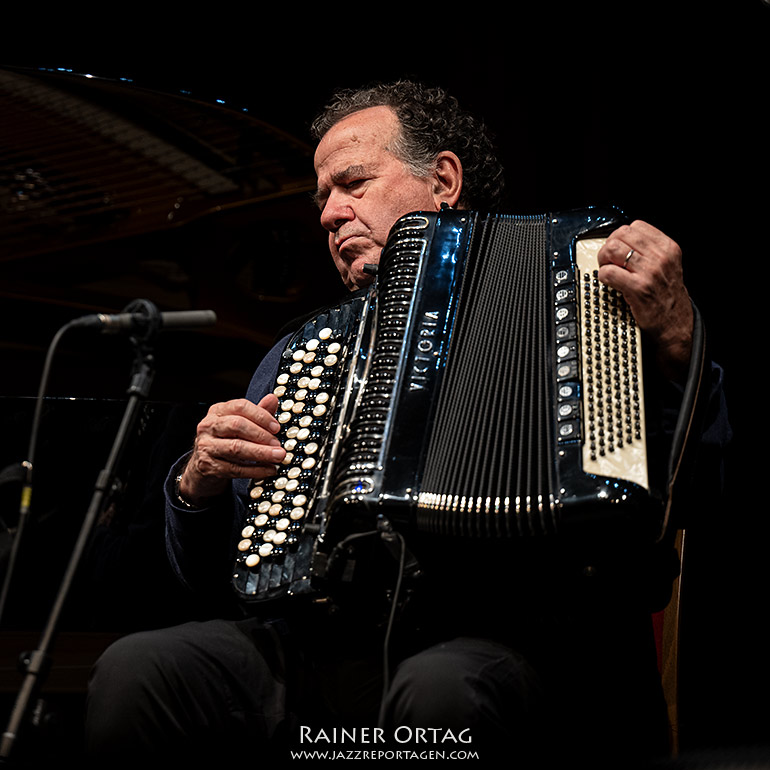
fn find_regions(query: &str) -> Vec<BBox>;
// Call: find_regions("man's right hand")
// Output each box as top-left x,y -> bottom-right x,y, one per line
177,394 -> 285,507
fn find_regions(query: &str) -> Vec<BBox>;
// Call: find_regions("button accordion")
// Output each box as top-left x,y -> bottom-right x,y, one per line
232,206 -> 701,605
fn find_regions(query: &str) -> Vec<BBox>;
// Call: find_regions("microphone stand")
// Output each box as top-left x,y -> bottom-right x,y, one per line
1,304 -> 160,764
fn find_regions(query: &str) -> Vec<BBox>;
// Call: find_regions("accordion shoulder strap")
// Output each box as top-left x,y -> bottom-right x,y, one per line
659,301 -> 708,541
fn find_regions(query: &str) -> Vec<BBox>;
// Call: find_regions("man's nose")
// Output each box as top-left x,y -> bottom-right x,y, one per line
320,191 -> 354,232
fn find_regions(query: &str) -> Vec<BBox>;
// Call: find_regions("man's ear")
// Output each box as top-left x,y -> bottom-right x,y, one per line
431,151 -> 463,209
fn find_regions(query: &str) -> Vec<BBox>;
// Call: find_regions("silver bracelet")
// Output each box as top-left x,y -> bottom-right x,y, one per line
174,474 -> 202,510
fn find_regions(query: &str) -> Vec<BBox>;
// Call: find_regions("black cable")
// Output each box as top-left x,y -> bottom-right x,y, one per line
0,318 -> 79,627
377,528 -> 406,729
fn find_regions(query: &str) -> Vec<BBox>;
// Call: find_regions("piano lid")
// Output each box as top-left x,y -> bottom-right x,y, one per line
0,66 -> 343,403
0,65 -> 318,260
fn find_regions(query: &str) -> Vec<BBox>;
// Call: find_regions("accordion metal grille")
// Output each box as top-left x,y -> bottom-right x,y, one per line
417,215 -> 557,537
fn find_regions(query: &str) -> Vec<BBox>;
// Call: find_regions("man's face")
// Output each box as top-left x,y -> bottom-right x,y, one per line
313,106 -> 440,291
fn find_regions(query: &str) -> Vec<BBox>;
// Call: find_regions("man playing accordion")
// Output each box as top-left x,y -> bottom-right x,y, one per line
85,81 -> 730,767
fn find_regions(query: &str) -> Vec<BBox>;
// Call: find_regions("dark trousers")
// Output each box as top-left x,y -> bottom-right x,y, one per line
84,607 -> 667,767
84,617 -> 550,765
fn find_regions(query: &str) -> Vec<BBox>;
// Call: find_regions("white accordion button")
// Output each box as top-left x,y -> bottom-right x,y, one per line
297,376 -> 310,388
273,385 -> 286,397
274,476 -> 288,489
299,415 -> 313,427
308,378 -> 321,390
281,399 -> 294,411
312,404 -> 327,417
302,457 -> 316,469
323,354 -> 338,367
241,525 -> 255,538
277,373 -> 289,385
272,531 -> 287,545
297,428 -> 310,440
286,426 -> 299,438
257,501 -> 271,514
315,392 -> 329,404
290,507 -> 305,520
290,362 -> 303,374
237,539 -> 252,552
245,553 -> 260,568
283,439 -> 297,452
258,543 -> 274,557
319,327 -> 332,340
302,351 -> 316,364
271,490 -> 285,502
306,339 -> 320,351
249,486 -> 263,499
294,389 -> 308,401
310,366 -> 324,377
268,503 -> 282,516
328,342 -> 341,354
287,466 -> 301,479
293,494 -> 307,506
304,442 -> 319,455
262,529 -> 276,542
285,479 -> 299,491
278,411 -> 292,424
276,518 -> 290,531
254,514 -> 269,527
292,349 -> 306,362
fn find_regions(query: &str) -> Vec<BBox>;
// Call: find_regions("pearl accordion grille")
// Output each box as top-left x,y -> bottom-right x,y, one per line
232,206 -> 663,604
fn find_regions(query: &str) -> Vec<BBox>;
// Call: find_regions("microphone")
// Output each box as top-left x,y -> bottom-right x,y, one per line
71,309 -> 217,333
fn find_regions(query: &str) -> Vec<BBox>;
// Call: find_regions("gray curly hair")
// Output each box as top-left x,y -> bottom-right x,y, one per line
310,81 -> 505,212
